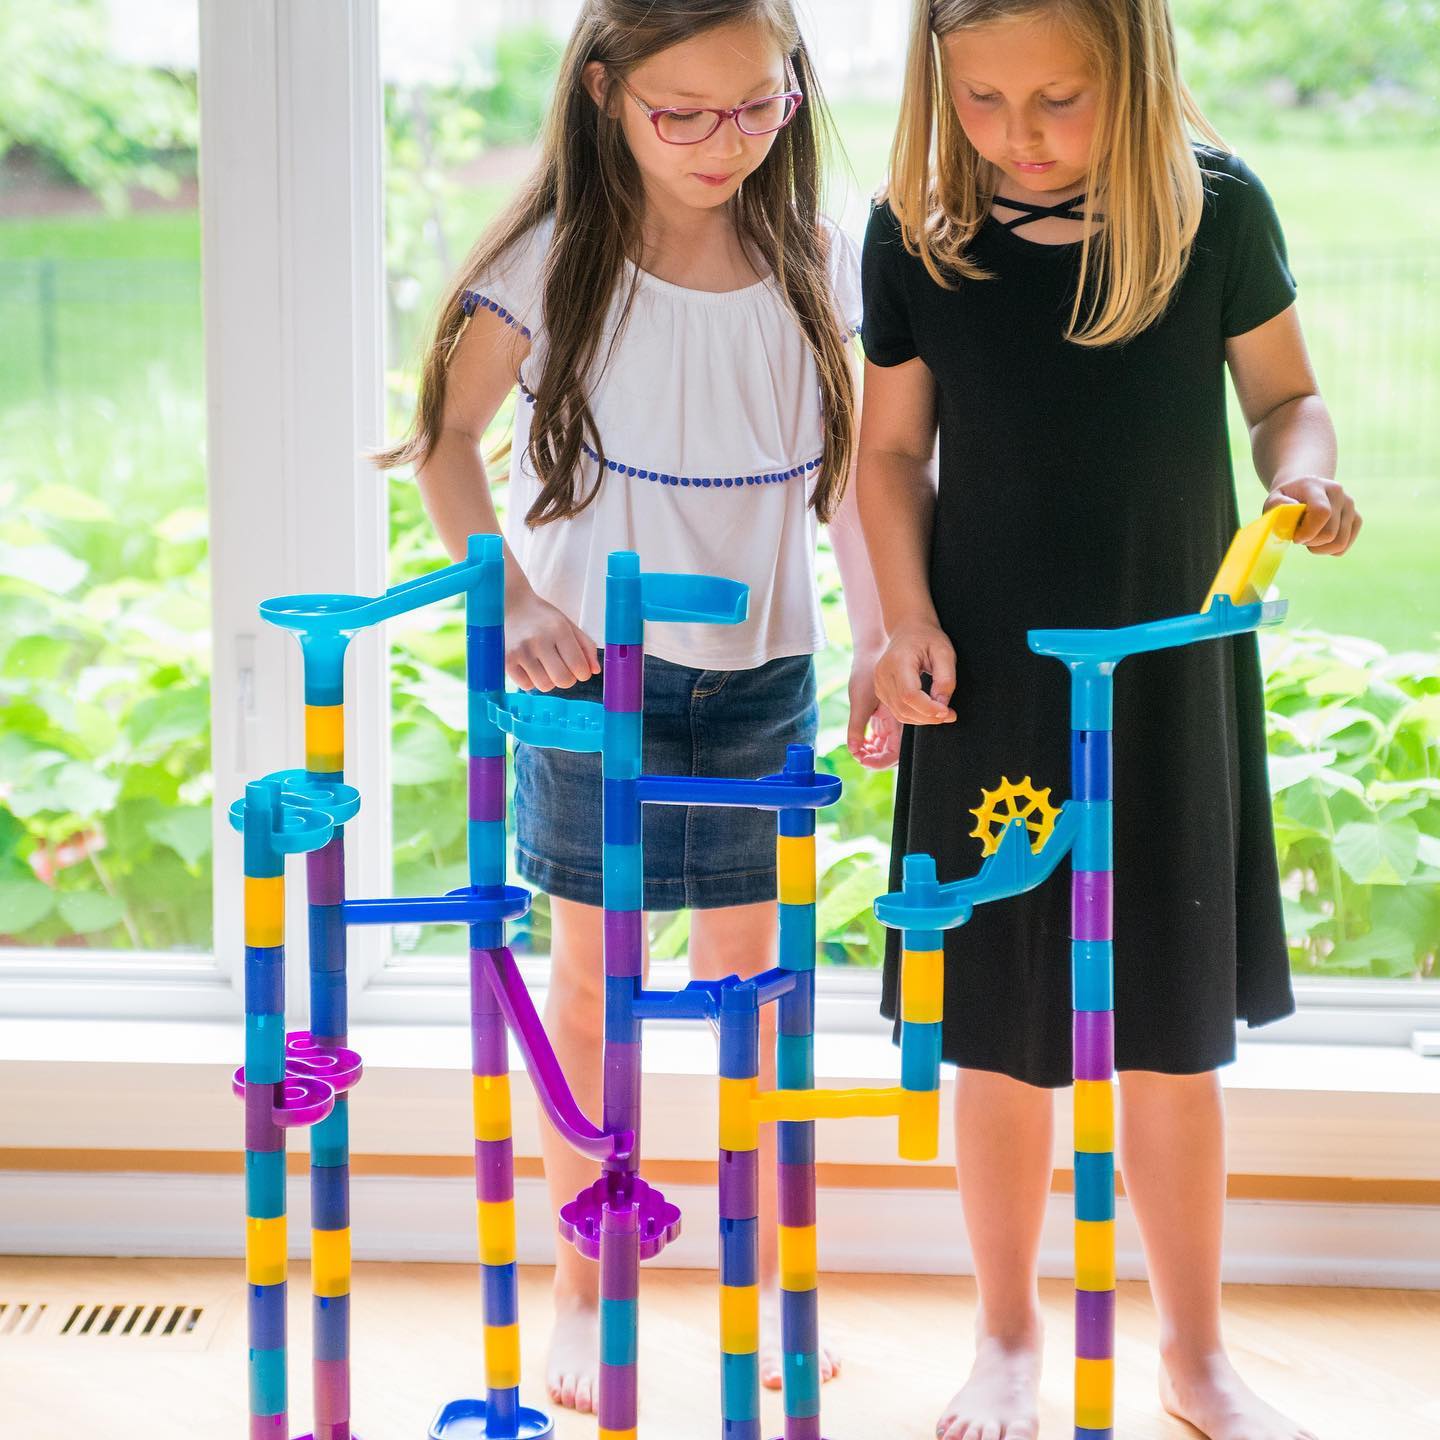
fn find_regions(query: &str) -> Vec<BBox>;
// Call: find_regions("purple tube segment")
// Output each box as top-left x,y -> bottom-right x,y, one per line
251,1415 -> 286,1440
777,1161 -> 816,1228
475,1138 -> 515,1203
603,643 -> 643,712
307,837 -> 345,906
468,949 -> 509,1074
604,909 -> 645,978
1072,871 -> 1113,942
312,1358 -> 349,1436
1073,1010 -> 1114,1082
719,1149 -> 758,1221
598,1362 -> 639,1430
246,1083 -> 284,1151
603,1040 -> 642,1160
1075,1287 -> 1116,1359
781,1415 -> 823,1440
600,1204 -> 640,1300
468,754 -> 505,823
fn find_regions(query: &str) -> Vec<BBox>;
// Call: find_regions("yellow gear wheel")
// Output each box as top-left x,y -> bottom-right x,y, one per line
969,776 -> 1061,857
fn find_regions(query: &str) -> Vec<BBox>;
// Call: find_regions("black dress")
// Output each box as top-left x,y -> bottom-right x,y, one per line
863,150 -> 1297,1088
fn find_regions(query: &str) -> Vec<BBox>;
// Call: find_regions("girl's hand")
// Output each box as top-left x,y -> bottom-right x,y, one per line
506,589 -> 600,691
846,648 -> 903,769
874,620 -> 957,726
1265,477 -> 1362,556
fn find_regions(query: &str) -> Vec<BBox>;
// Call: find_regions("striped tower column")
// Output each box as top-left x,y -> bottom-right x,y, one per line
774,746 -> 821,1440
243,779 -> 291,1440
897,855 -> 944,1163
305,687 -> 353,1440
718,983 -> 761,1440
1070,667 -> 1116,1440
467,534 -> 524,1438
599,551 -> 645,1440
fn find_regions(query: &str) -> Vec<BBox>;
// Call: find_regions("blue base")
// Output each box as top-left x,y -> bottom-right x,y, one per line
429,1399 -> 554,1439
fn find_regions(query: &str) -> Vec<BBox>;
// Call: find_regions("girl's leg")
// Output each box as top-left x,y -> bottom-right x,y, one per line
688,900 -> 839,1390
539,894 -> 611,1414
937,1068 -> 1052,1440
1118,1069 -> 1319,1440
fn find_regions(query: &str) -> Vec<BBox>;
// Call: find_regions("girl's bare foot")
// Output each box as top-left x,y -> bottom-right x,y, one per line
758,1286 -> 840,1391
935,1313 -> 1043,1440
545,1286 -> 599,1414
1161,1349 -> 1320,1440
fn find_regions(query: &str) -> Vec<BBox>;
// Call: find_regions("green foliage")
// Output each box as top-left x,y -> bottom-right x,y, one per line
0,2 -> 197,209
0,393 -> 211,949
1264,629 -> 1440,978
1176,0 -> 1440,136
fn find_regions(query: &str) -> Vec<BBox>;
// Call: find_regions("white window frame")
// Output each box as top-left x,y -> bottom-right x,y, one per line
1,0 -> 1436,1058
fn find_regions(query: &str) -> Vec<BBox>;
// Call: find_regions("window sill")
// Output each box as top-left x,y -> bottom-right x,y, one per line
3,1013 -> 1436,1182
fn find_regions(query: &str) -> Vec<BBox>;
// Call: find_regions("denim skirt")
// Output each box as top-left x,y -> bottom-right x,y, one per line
514,653 -> 818,911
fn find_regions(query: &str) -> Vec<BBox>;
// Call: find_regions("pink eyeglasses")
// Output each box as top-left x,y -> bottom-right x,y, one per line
613,70 -> 804,145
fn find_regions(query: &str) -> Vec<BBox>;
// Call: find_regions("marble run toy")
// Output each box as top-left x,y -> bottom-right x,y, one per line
874,503 -> 1306,1440
230,536 -> 944,1440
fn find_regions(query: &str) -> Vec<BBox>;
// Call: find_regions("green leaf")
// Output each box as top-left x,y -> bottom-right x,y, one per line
58,890 -> 127,935
1333,818 -> 1420,885
25,483 -> 113,522
0,879 -> 56,933
1325,926 -> 1418,978
51,760 -> 122,817
816,860 -> 886,940
125,685 -> 210,751
146,806 -> 213,867
0,539 -> 88,594
1267,750 -> 1337,793
649,910 -> 691,962
1,634 -> 73,681
391,721 -> 461,786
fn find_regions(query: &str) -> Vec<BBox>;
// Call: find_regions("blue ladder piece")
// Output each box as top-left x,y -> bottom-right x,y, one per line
639,572 -> 749,626
874,805 -> 1082,931
1028,594 -> 1287,664
342,884 -> 533,928
488,693 -> 605,752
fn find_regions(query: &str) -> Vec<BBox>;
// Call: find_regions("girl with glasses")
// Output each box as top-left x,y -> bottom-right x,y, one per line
380,0 -> 897,1415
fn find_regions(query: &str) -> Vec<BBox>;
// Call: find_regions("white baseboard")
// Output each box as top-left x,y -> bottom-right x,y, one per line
2,1171 -> 1434,1290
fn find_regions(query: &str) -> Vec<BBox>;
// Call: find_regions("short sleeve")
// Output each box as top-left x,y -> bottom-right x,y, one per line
460,215 -> 554,342
821,216 -> 863,338
860,201 -> 919,367
1209,154 -> 1297,338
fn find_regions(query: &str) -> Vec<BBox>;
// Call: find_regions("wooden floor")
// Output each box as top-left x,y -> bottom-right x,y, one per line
2,1257 -> 1438,1438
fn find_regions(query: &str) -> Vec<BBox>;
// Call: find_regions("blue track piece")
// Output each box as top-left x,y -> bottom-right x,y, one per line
874,806 -> 1081,931
635,769 -> 841,811
342,884 -> 532,927
488,693 -> 605,752
1028,594 -> 1286,664
639,572 -> 749,625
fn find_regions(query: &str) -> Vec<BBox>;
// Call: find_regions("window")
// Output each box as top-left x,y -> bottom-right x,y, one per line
0,4 -> 215,996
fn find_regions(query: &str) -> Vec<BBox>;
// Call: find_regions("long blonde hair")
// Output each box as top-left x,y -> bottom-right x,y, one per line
888,0 -> 1225,347
378,0 -> 855,525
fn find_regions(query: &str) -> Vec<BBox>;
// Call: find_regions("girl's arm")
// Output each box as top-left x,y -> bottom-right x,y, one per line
856,355 -> 955,726
1227,305 -> 1361,556
419,310 -> 599,690
829,353 -> 902,768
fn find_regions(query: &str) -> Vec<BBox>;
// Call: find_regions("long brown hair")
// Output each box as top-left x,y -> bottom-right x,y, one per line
888,0 -> 1225,347
378,0 -> 855,525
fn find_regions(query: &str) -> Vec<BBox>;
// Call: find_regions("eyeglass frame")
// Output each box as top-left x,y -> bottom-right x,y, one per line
610,66 -> 805,145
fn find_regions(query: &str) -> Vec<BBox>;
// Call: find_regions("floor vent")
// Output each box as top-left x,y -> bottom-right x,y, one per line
0,1299 -> 223,1348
